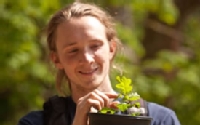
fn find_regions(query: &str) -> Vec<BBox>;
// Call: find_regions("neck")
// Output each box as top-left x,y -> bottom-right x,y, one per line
71,75 -> 114,104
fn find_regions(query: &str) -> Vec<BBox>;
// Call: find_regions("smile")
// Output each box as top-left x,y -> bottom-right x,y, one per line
79,68 -> 98,75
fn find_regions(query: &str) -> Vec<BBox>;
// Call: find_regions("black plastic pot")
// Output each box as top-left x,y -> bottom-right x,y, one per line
89,113 -> 152,125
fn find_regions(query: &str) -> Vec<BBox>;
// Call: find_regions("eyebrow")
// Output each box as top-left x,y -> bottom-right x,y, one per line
89,38 -> 103,42
63,42 -> 77,48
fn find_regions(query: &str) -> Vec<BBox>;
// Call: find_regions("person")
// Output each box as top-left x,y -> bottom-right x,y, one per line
18,2 -> 181,125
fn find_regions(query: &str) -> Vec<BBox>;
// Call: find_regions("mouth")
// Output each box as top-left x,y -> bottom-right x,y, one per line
79,68 -> 98,75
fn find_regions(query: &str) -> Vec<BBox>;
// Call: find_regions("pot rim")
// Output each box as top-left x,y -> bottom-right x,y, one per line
88,112 -> 152,120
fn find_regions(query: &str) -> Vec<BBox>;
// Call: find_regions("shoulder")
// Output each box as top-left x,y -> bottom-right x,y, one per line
17,111 -> 44,125
147,102 -> 181,125
17,96 -> 75,125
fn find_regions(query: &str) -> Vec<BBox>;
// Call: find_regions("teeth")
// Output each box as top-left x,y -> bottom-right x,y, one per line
91,63 -> 98,69
84,71 -> 93,73
82,69 -> 96,73
80,64 -> 98,74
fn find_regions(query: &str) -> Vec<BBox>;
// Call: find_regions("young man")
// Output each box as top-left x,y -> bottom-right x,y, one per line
18,2 -> 181,125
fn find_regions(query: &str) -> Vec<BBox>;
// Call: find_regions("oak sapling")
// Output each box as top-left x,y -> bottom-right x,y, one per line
99,76 -> 144,116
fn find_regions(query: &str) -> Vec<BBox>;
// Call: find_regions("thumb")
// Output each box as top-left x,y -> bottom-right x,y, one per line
90,106 -> 98,113
109,101 -> 120,109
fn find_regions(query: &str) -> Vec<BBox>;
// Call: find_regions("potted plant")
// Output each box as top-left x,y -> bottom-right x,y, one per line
88,76 -> 152,125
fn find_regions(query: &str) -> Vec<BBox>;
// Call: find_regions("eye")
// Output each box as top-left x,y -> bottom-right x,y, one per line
91,43 -> 101,50
91,44 -> 99,49
69,48 -> 79,53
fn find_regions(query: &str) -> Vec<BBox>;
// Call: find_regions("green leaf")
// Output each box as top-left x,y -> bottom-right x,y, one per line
131,112 -> 140,116
129,94 -> 140,101
116,76 -> 133,95
116,103 -> 129,112
99,107 -> 116,114
134,102 -> 141,108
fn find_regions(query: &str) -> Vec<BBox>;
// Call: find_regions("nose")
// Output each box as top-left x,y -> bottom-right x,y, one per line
79,50 -> 94,64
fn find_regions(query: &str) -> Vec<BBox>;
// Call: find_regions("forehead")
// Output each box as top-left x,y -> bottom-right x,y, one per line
56,16 -> 107,42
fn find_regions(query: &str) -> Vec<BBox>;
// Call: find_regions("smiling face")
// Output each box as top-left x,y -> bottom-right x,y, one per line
51,16 -> 116,92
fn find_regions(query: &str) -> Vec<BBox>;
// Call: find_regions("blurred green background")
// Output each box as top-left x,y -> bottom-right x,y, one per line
0,0 -> 200,125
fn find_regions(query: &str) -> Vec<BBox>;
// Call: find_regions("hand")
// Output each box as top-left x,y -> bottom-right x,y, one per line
72,90 -> 118,125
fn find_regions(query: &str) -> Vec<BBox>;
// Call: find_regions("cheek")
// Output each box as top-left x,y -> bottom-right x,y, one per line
95,47 -> 110,65
60,52 -> 78,63
59,54 -> 76,70
60,58 -> 76,78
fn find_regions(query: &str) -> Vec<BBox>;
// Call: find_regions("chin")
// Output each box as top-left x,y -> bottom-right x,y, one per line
78,76 -> 104,90
84,81 -> 101,91
88,82 -> 101,89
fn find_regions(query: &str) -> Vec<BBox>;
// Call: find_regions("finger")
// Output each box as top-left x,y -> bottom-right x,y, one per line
104,92 -> 119,98
109,101 -> 120,109
90,106 -> 98,113
94,90 -> 109,107
87,99 -> 102,111
87,92 -> 104,108
77,97 -> 84,104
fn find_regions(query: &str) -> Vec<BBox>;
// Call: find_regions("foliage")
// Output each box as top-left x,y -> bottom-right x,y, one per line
0,1 -> 70,124
99,76 -> 141,116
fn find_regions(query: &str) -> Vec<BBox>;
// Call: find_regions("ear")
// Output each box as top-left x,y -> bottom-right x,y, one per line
109,40 -> 117,61
50,51 -> 64,69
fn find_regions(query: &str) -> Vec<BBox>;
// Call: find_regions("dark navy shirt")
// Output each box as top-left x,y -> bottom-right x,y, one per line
18,97 -> 181,125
